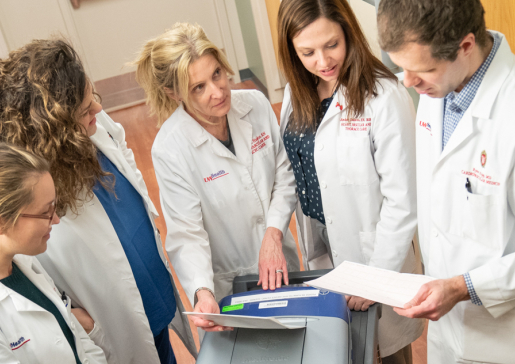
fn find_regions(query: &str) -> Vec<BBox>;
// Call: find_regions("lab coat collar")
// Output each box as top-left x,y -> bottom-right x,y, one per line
320,89 -> 345,129
90,112 -> 157,216
436,32 -> 513,165
470,31 -> 514,120
180,91 -> 254,165
0,256 -> 63,314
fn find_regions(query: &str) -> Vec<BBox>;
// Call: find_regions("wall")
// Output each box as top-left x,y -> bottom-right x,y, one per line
482,0 -> 515,48
235,0 -> 267,87
0,0 -> 228,83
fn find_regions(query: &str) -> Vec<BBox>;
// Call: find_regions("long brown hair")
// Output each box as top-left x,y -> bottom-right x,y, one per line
0,39 -> 111,217
278,0 -> 396,131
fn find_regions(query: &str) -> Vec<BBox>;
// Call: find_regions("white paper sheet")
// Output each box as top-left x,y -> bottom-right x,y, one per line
230,290 -> 319,305
183,312 -> 305,329
306,261 -> 436,308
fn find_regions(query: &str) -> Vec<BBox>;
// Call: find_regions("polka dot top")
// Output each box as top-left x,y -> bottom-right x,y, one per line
283,94 -> 334,225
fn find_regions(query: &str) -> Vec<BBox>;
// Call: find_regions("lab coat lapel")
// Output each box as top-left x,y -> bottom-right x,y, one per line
228,103 -> 253,168
437,106 -> 474,164
429,100 -> 444,168
91,123 -> 144,198
7,256 -> 65,317
320,91 -> 345,129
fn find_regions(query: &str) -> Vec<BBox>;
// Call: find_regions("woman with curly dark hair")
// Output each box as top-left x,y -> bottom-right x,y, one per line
0,39 -> 196,364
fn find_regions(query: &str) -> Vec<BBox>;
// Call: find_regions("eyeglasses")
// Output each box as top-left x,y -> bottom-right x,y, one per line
20,202 -> 56,226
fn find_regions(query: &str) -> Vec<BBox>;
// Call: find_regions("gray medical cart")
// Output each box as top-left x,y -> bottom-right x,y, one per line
195,269 -> 381,364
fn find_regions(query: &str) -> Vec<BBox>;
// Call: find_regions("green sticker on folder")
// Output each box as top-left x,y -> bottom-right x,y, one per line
222,303 -> 244,312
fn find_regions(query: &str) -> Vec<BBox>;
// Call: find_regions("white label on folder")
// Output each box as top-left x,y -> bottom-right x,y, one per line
259,300 -> 288,309
231,290 -> 319,305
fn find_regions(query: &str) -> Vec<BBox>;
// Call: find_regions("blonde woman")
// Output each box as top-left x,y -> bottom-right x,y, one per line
0,39 -> 196,363
134,23 -> 299,331
0,143 -> 107,364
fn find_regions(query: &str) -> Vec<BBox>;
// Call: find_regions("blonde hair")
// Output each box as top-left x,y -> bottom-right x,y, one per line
0,142 -> 50,230
134,22 -> 234,127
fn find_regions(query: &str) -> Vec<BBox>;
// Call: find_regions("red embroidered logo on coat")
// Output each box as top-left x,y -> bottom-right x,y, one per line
251,132 -> 270,154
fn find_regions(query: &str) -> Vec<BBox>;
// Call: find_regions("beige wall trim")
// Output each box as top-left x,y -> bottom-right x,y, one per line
250,0 -> 286,104
94,71 -> 146,113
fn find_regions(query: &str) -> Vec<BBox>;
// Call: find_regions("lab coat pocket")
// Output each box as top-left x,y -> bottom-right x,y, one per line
462,305 -> 515,363
253,142 -> 274,159
462,190 -> 503,249
337,136 -> 378,186
358,231 -> 376,265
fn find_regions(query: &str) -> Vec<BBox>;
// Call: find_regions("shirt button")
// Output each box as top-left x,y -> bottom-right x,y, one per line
300,133 -> 304,138
257,218 -> 264,224
432,228 -> 439,237
332,250 -> 338,257
70,321 -> 75,329
321,182 -> 327,189
326,218 -> 332,224
318,143 -> 324,151
302,190 -> 306,195
55,338 -> 62,345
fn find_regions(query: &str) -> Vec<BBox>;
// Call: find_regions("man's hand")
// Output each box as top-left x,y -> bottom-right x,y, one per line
394,275 -> 470,321
345,295 -> 375,311
190,290 -> 233,332
71,308 -> 95,334
258,227 -> 289,290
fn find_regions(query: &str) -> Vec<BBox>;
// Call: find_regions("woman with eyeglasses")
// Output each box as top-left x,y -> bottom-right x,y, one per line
0,39 -> 196,363
0,142 -> 107,364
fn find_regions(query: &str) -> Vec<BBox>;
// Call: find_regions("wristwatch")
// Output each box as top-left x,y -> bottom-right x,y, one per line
194,287 -> 215,306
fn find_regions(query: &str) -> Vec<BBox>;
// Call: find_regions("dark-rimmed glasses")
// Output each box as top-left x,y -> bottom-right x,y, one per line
20,202 -> 56,226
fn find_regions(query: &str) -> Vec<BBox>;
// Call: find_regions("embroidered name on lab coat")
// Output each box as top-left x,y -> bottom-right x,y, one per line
340,118 -> 372,132
11,337 -> 30,350
461,168 -> 500,186
251,132 -> 270,154
204,170 -> 229,182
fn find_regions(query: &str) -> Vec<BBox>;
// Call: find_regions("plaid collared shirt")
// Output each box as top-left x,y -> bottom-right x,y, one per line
442,32 -> 501,148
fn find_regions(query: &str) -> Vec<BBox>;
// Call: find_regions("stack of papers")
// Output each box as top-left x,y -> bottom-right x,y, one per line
183,312 -> 306,329
307,261 -> 435,308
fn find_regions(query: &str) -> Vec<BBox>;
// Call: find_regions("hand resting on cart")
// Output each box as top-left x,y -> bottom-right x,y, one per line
345,295 -> 375,311
191,289 -> 234,332
257,227 -> 289,291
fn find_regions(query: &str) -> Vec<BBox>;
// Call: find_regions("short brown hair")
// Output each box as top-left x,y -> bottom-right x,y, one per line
378,0 -> 488,61
278,0 -> 395,131
0,142 -> 50,230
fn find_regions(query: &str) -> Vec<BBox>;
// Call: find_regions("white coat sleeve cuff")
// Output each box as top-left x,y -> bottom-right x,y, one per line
266,215 -> 290,237
468,266 -> 515,318
191,278 -> 216,307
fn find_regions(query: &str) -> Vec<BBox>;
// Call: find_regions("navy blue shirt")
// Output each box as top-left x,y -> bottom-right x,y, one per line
283,95 -> 334,225
94,151 -> 176,337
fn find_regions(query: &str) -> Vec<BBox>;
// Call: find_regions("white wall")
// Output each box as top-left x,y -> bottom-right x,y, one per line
0,0 -> 233,82
349,0 -> 382,60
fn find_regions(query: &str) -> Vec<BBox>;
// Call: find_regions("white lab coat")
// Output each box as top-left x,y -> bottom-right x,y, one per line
416,32 -> 515,364
37,111 -> 197,364
280,79 -> 423,356
0,255 -> 107,364
152,89 -> 299,304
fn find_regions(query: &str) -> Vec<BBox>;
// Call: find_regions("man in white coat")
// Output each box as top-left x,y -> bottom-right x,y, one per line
377,0 -> 515,363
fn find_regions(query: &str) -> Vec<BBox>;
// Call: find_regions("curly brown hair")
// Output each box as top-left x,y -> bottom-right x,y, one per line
0,39 -> 112,217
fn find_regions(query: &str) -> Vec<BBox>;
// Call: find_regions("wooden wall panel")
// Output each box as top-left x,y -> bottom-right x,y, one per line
482,0 -> 515,49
